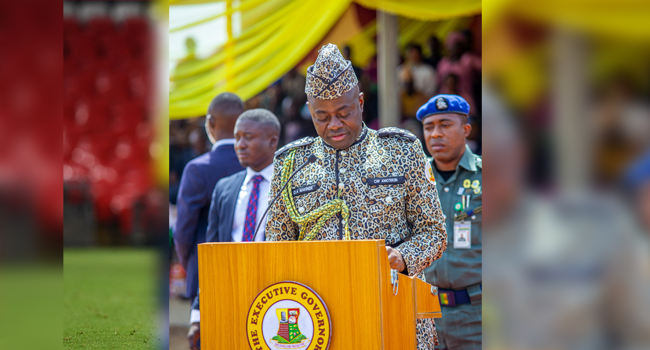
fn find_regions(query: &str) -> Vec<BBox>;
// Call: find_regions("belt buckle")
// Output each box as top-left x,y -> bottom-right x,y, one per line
438,290 -> 457,307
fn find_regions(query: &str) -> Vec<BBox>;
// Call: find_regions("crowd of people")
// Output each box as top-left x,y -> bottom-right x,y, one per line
169,30 -> 483,207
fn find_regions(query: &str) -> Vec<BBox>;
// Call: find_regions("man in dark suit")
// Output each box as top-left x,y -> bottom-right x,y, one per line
173,93 -> 245,302
187,108 -> 280,350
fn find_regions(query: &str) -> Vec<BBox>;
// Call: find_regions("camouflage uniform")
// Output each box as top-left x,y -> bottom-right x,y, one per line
265,125 -> 447,349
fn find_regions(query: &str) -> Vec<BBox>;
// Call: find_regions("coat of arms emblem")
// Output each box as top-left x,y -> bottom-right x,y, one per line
272,308 -> 308,346
247,281 -> 331,350
435,97 -> 448,110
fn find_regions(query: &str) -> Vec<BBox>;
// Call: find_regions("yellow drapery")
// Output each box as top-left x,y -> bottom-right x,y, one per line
169,0 -> 481,119
354,0 -> 480,21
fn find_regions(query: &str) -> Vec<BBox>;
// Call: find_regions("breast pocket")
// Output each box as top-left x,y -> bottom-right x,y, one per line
363,182 -> 406,230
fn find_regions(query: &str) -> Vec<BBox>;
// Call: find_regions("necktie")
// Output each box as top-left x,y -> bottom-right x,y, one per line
242,175 -> 264,242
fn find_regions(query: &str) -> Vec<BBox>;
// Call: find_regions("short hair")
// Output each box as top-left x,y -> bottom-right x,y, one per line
207,92 -> 244,129
207,92 -> 244,116
236,108 -> 281,136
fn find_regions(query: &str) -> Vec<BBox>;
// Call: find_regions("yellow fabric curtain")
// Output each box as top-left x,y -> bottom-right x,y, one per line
170,0 -> 352,118
484,0 -> 650,39
169,0 -> 482,119
354,0 -> 480,21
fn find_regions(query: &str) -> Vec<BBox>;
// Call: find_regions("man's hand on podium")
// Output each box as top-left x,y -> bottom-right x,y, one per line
386,246 -> 406,273
187,322 -> 200,350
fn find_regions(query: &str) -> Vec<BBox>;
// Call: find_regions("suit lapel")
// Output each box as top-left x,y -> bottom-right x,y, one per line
220,172 -> 247,242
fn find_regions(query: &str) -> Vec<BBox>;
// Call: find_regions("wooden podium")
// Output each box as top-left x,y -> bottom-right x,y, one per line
198,239 -> 441,349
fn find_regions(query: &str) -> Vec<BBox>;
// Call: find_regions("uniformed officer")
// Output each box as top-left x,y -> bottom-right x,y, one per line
265,43 -> 447,349
418,94 -> 482,350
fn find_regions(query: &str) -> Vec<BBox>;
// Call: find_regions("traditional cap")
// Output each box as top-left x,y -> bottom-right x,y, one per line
416,94 -> 470,121
305,43 -> 358,100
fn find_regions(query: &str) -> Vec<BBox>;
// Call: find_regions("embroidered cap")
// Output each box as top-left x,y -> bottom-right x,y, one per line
416,94 -> 470,121
305,43 -> 358,100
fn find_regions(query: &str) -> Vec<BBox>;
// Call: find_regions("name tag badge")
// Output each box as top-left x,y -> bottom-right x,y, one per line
292,184 -> 319,197
366,176 -> 406,186
453,221 -> 471,249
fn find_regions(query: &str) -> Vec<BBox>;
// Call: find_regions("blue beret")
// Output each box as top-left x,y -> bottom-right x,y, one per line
416,94 -> 470,121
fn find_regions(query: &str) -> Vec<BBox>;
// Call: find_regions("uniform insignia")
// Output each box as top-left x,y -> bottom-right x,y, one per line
366,176 -> 406,185
377,127 -> 417,142
292,183 -> 319,197
425,162 -> 436,185
476,157 -> 482,169
275,137 -> 315,157
435,97 -> 448,110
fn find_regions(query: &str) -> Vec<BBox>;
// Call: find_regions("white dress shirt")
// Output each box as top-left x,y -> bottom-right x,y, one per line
190,164 -> 273,324
231,164 -> 273,242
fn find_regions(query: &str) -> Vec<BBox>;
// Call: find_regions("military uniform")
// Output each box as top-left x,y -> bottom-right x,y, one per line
414,94 -> 482,349
265,125 -> 448,349
423,144 -> 482,350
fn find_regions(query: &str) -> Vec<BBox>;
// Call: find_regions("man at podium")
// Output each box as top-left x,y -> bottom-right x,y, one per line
265,44 -> 448,350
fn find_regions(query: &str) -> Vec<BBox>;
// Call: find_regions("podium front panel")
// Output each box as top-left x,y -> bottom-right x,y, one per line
198,240 -> 386,350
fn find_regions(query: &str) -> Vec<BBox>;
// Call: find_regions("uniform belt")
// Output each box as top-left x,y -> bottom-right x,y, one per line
438,284 -> 482,307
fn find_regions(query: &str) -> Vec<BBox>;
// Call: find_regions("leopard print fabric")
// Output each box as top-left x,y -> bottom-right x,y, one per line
265,126 -> 447,348
305,43 -> 358,100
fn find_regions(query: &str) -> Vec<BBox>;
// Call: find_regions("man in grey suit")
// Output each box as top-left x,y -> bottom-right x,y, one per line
187,108 -> 280,350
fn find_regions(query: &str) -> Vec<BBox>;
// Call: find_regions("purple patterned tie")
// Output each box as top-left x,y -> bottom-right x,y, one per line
242,175 -> 264,242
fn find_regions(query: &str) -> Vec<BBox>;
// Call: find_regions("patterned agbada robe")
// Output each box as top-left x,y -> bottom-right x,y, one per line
265,125 -> 448,349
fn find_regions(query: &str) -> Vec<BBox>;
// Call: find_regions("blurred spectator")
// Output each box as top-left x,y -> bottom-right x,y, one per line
592,78 -> 650,185
623,151 -> 650,234
174,37 -> 198,77
437,31 -> 481,112
280,96 -> 316,145
440,73 -> 477,117
173,93 -> 245,301
281,68 -> 306,105
399,67 -> 429,120
361,56 -> 380,130
364,54 -> 378,84
398,43 -> 437,98
425,35 -> 443,69
343,45 -> 363,81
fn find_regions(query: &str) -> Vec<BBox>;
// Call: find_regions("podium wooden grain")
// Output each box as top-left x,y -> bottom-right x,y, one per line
198,239 -> 440,350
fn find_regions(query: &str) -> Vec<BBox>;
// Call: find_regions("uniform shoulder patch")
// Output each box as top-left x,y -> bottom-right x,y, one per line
274,137 -> 315,157
377,127 -> 417,142
425,161 -> 436,185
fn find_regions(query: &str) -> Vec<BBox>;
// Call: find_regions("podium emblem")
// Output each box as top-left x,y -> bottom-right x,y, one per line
247,281 -> 331,350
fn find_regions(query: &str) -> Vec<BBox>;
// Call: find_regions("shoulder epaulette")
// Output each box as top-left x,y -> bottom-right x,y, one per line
377,127 -> 417,142
275,137 -> 315,157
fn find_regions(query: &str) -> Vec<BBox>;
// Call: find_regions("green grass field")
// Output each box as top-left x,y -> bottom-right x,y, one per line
64,248 -> 162,349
